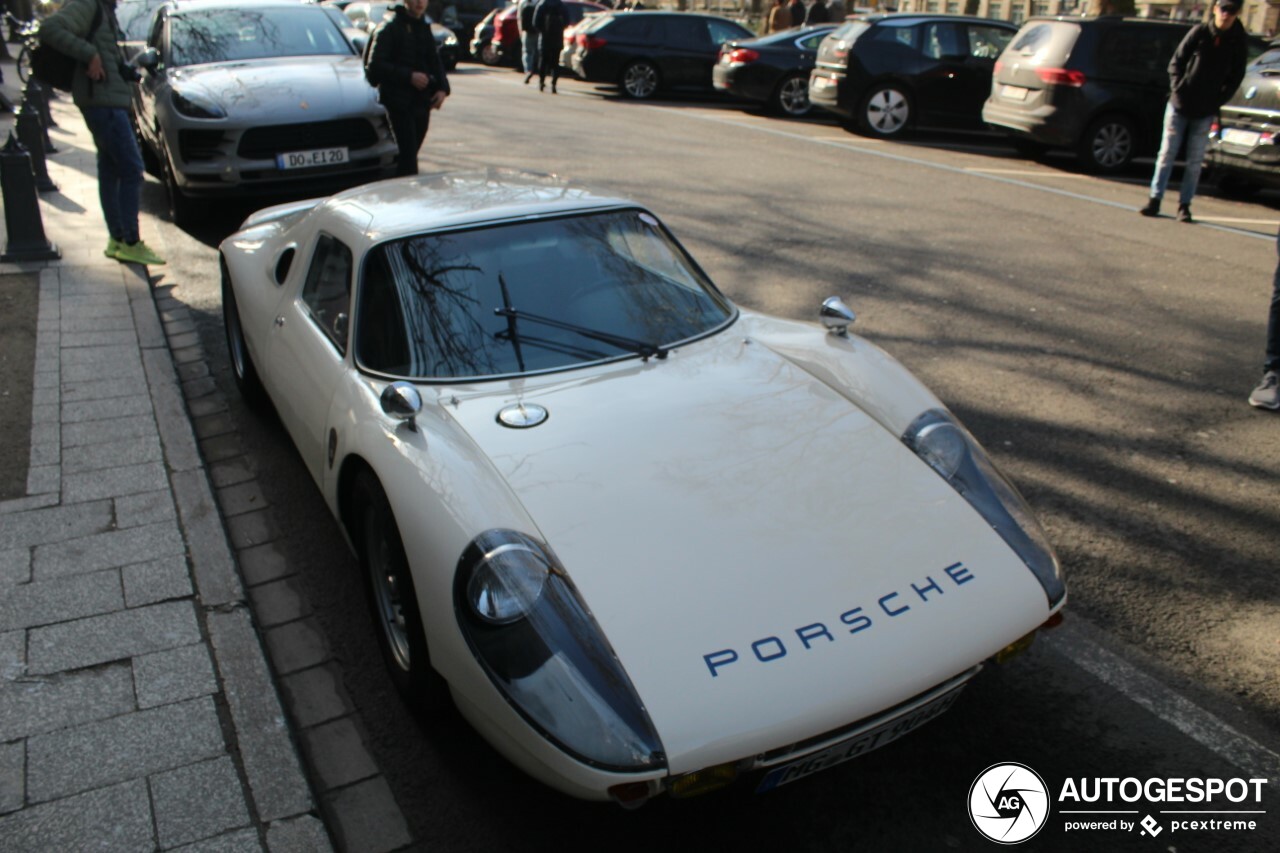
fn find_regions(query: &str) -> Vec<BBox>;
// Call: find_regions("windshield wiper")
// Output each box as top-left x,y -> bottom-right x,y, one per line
493,307 -> 669,361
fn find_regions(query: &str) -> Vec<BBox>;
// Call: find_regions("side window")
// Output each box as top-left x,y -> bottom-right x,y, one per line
870,24 -> 918,50
799,31 -> 829,51
301,235 -> 354,353
667,18 -> 706,49
967,25 -> 1012,60
708,20 -> 744,46
1099,27 -> 1170,76
922,22 -> 965,60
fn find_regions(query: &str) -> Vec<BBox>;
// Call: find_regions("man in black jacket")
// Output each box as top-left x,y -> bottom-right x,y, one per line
366,0 -> 451,176
1139,0 -> 1246,223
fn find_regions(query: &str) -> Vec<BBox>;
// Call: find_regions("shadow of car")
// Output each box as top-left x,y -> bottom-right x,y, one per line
713,24 -> 838,118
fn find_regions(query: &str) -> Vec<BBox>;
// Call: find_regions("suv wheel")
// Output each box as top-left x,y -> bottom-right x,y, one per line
1078,115 -> 1135,173
621,60 -> 659,99
859,83 -> 912,139
773,72 -> 811,118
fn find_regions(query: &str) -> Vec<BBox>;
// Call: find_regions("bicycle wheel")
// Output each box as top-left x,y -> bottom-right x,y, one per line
17,44 -> 32,84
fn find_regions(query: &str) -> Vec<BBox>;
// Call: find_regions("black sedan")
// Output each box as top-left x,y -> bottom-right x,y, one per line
571,10 -> 753,100
808,14 -> 1016,138
713,24 -> 837,118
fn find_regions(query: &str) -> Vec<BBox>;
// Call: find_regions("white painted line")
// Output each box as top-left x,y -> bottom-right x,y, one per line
1049,620 -> 1280,783
966,168 -> 1091,179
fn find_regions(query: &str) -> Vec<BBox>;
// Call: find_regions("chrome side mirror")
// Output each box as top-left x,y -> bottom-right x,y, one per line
380,381 -> 422,432
820,296 -> 856,337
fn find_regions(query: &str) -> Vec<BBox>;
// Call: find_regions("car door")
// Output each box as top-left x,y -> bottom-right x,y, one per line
265,233 -> 354,484
1095,24 -> 1186,146
911,21 -> 969,124
660,15 -> 709,88
951,23 -> 1014,126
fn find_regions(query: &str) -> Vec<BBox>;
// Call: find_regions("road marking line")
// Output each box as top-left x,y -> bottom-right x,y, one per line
966,168 -> 1090,178
1050,619 -> 1280,782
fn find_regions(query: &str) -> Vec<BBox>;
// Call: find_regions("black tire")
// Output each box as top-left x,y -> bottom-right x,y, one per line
352,469 -> 450,710
220,259 -> 267,407
1077,114 -> 1135,173
859,82 -> 912,139
479,42 -> 501,66
16,45 -> 31,84
161,141 -> 196,228
135,120 -> 162,178
772,72 -> 811,118
620,60 -> 659,100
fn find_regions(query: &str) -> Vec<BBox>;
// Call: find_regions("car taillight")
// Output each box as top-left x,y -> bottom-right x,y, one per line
1035,67 -> 1086,87
994,60 -> 1003,73
723,48 -> 759,64
578,34 -> 606,50
1210,120 -> 1220,137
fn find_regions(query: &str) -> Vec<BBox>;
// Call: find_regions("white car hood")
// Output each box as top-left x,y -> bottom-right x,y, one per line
170,56 -> 375,120
446,333 -> 1051,773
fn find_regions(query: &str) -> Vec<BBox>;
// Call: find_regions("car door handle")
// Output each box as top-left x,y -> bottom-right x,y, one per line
274,316 -> 286,328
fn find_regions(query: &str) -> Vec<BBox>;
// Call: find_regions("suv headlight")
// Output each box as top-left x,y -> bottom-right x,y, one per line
455,530 -> 666,772
171,90 -> 225,119
903,410 -> 1065,608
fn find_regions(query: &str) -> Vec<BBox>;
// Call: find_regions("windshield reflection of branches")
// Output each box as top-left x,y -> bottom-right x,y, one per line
390,237 -> 496,378
172,9 -> 332,65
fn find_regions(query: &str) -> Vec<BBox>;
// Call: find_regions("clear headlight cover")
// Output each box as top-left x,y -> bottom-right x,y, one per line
455,530 -> 666,772
171,90 -> 226,119
903,410 -> 1065,608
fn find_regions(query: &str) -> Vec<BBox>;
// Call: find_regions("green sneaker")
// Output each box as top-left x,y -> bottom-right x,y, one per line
114,240 -> 167,266
103,238 -> 121,259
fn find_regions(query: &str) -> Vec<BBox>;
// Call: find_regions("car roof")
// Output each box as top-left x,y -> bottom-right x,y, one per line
866,12 -> 1019,26
300,171 -> 637,243
164,0 -> 324,12
602,10 -> 745,22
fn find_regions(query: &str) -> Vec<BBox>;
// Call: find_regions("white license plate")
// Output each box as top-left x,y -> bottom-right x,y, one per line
1001,84 -> 1029,101
756,685 -> 965,792
1221,127 -> 1261,148
276,147 -> 349,170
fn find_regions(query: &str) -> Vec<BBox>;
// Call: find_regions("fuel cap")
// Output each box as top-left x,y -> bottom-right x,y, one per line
497,403 -> 548,429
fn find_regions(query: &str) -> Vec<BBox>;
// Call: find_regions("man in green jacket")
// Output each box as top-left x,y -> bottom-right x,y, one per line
39,0 -> 165,265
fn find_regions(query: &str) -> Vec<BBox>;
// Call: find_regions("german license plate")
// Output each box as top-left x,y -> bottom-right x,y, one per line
1221,127 -> 1261,148
756,685 -> 965,792
276,147 -> 349,170
1001,84 -> 1029,101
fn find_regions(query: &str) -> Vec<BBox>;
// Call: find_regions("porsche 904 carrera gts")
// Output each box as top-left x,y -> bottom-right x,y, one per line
219,171 -> 1066,807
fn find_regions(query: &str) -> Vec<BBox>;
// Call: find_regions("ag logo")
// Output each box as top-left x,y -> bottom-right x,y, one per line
968,763 -> 1050,844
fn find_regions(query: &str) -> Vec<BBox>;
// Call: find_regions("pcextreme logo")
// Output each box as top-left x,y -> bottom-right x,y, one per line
968,765 -> 1270,844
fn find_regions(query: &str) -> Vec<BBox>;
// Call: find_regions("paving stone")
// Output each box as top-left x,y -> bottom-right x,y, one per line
194,412 -> 235,441
58,344 -> 135,366
115,488 -> 178,529
202,433 -> 245,464
165,318 -> 197,337
264,619 -> 329,676
26,696 -> 224,802
168,331 -> 201,350
177,360 -> 211,383
61,375 -> 149,404
210,458 -> 255,489
207,609 -> 313,822
0,662 -> 135,741
134,643 -> 219,709
300,717 -> 377,791
144,347 -> 203,475
0,495 -> 58,517
30,403 -> 56,425
236,544 -> 291,587
248,577 -> 310,628
63,330 -> 138,348
61,359 -> 145,384
323,777 -> 412,853
173,346 -> 204,366
0,631 -> 24,681
0,779 -> 154,853
0,741 -> 23,815
0,569 -> 123,632
122,555 -> 193,608
226,510 -> 276,551
27,438 -> 59,468
172,828 -> 263,853
266,814 -> 333,853
183,376 -> 219,401
189,396 -> 229,418
152,757 -> 251,848
0,549 -> 31,586
62,394 -> 152,425
32,520 -> 185,582
172,469 -> 243,607
24,464 -> 58,496
63,460 -> 169,503
62,434 -> 163,475
278,665 -> 352,729
26,599 -> 200,675
218,480 -> 268,518
0,500 -> 113,551
30,386 -> 57,408
62,414 -> 154,447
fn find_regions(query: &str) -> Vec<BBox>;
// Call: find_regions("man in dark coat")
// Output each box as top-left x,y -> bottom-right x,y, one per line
532,0 -> 566,92
805,0 -> 829,24
1139,0 -> 1246,223
366,0 -> 451,176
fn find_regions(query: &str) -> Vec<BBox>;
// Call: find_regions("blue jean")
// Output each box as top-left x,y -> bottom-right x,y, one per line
521,31 -> 538,75
1148,103 -> 1213,207
1267,229 -> 1280,373
80,106 -> 144,244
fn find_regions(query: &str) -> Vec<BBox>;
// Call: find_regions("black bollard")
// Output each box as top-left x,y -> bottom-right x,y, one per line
1,132 -> 61,262
21,82 -> 57,154
29,79 -> 58,133
15,99 -> 56,192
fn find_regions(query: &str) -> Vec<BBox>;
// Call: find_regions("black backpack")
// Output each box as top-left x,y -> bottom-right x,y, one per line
31,1 -> 104,92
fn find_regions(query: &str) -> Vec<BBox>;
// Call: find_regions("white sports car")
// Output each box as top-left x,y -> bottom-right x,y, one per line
219,171 -> 1066,807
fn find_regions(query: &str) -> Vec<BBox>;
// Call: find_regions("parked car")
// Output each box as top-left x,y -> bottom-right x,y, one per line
571,11 -> 754,99
488,0 -> 604,68
116,0 -> 167,63
713,24 -> 838,118
131,0 -> 398,227
220,170 -> 1066,805
809,14 -> 1016,138
469,4 -> 507,64
342,0 -> 461,68
1206,40 -> 1280,193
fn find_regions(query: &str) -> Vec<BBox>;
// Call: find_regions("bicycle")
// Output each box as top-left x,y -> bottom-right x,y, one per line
7,13 -> 42,85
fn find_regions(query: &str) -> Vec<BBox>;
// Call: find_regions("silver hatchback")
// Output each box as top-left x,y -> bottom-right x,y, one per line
132,0 -> 397,226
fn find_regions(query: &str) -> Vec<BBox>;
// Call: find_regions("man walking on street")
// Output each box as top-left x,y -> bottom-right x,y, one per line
365,0 -> 450,177
1248,229 -> 1280,410
1139,0 -> 1246,223
39,0 -> 165,265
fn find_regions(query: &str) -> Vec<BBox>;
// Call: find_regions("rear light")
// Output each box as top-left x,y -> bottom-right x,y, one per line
994,60 -> 1002,73
1035,67 -> 1086,87
578,34 -> 606,51
1210,120 -> 1220,136
723,48 -> 759,64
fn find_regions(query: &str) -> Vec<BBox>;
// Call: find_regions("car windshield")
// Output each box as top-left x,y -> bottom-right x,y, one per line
117,0 -> 166,40
170,7 -> 352,66
355,210 -> 734,380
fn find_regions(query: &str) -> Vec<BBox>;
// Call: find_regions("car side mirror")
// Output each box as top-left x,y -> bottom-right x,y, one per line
135,47 -> 159,71
380,381 -> 422,432
820,296 -> 856,336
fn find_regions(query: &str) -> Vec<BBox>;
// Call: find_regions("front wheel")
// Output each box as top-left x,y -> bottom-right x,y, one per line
16,44 -> 32,84
221,259 -> 266,408
161,141 -> 196,228
773,72 -> 811,118
621,60 -> 659,100
859,83 -> 912,139
479,42 -> 501,66
1077,115 -> 1135,173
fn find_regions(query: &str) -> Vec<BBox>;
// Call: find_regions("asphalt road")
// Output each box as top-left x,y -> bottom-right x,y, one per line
144,65 -> 1280,851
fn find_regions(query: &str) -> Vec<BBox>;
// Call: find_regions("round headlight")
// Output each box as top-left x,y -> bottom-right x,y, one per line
466,544 -> 551,625
914,421 -> 968,480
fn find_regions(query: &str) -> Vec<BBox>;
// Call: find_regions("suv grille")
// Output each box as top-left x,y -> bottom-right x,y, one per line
179,129 -> 228,162
238,119 -> 379,160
